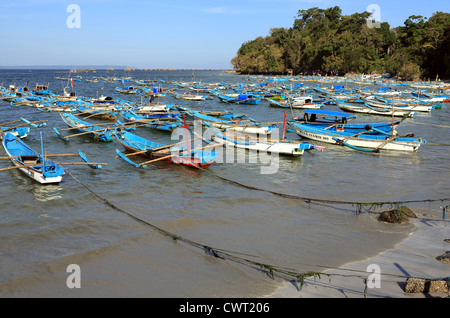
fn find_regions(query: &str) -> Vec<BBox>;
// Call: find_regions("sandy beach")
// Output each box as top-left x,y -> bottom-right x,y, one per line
272,213 -> 450,298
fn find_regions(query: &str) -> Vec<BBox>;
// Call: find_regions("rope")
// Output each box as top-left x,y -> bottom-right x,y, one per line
193,166 -> 450,214
66,170 -> 449,296
413,122 -> 450,129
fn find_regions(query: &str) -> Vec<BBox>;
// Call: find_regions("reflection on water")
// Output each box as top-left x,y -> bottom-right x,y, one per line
30,184 -> 64,202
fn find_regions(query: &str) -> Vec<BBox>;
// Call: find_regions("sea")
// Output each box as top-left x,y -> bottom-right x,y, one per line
0,69 -> 448,299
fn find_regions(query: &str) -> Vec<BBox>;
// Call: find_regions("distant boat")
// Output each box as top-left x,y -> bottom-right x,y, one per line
177,105 -> 274,135
217,93 -> 261,105
267,95 -> 322,109
363,96 -> 434,112
115,86 -> 137,94
174,92 -> 207,101
120,110 -> 182,132
337,101 -> 416,117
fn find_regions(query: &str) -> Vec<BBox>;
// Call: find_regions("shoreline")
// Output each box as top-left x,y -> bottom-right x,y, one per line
271,216 -> 449,298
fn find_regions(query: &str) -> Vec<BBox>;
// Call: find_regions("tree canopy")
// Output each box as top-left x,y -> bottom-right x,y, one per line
231,7 -> 450,80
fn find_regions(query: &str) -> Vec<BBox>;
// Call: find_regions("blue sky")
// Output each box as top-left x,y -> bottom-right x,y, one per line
0,0 -> 448,69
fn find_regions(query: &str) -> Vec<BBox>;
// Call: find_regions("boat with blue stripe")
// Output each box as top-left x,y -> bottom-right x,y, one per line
288,109 -> 425,152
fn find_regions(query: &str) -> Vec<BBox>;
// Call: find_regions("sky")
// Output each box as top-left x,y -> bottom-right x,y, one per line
0,0 -> 449,69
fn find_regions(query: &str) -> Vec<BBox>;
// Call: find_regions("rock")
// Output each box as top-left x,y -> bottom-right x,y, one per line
436,252 -> 450,264
377,206 -> 417,224
397,206 -> 417,218
444,239 -> 450,243
404,277 -> 449,294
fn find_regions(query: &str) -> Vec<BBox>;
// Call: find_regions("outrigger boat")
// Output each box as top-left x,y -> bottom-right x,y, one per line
207,127 -> 321,156
113,129 -> 216,169
337,101 -> 417,117
177,105 -> 275,135
174,92 -> 207,101
363,96 -> 434,112
1,132 -> 104,184
288,109 -> 425,152
120,110 -> 182,132
267,95 -> 323,109
217,93 -> 261,105
1,127 -> 30,139
0,118 -> 47,139
114,86 -> 137,94
54,113 -> 117,142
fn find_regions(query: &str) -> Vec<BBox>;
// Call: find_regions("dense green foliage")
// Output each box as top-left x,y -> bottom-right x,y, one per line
231,7 -> 450,80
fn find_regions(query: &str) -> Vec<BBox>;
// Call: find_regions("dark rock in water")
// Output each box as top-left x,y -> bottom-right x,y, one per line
436,252 -> 450,264
377,206 -> 417,224
444,239 -> 450,243
404,277 -> 450,294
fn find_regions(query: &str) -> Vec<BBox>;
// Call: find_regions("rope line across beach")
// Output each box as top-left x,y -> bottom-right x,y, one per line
67,170 -> 450,296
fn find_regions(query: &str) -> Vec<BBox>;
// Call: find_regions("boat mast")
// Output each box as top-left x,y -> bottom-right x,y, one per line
40,131 -> 46,171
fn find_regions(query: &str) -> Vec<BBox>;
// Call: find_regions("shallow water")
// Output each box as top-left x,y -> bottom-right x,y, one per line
0,69 -> 448,297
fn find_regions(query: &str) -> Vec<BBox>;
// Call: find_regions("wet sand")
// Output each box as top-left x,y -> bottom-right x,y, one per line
272,215 -> 450,298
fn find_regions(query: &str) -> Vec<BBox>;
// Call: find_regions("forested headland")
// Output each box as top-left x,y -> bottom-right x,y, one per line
231,7 -> 450,80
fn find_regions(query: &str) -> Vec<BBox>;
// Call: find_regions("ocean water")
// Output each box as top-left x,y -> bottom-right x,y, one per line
0,69 -> 448,298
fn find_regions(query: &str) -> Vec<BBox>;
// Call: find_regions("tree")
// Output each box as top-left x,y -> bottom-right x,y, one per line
231,7 -> 450,79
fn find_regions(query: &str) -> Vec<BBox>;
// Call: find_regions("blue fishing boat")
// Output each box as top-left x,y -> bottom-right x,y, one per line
54,113 -> 116,142
2,132 -> 65,184
114,86 -> 137,94
120,110 -> 182,132
177,105 -> 274,135
1,127 -> 30,139
217,93 -> 260,105
288,109 -> 425,152
0,118 -> 47,139
113,129 -> 216,169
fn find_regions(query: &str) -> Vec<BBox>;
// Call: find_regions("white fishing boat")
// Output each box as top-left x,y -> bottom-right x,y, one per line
365,96 -> 434,112
211,130 -> 320,156
289,109 -> 425,152
268,95 -> 323,109
174,92 -> 207,101
338,101 -> 416,117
